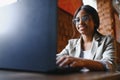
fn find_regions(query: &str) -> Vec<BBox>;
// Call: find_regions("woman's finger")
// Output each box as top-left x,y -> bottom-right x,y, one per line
58,56 -> 74,67
56,55 -> 68,65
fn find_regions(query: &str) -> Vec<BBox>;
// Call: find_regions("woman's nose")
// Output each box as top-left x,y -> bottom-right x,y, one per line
79,19 -> 84,25
76,20 -> 84,26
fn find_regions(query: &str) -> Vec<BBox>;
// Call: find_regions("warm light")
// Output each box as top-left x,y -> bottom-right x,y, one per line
0,0 -> 17,7
0,0 -> 19,36
82,0 -> 97,10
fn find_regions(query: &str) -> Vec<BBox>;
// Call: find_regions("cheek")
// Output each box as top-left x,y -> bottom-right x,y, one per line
87,21 -> 95,30
91,23 -> 95,30
90,23 -> 94,29
75,25 -> 79,30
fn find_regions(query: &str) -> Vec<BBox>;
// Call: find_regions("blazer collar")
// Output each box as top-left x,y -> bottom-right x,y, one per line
90,32 -> 103,59
75,32 -> 103,59
74,38 -> 81,57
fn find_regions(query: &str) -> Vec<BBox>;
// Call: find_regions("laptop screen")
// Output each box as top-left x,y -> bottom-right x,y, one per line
0,0 -> 57,72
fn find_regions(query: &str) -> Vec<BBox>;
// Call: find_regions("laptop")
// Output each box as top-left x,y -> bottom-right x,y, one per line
0,0 -> 58,72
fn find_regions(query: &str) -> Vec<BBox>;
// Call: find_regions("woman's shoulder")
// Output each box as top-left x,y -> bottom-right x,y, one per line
102,34 -> 114,41
104,35 -> 115,44
68,38 -> 79,42
95,32 -> 114,41
67,38 -> 80,45
95,32 -> 115,45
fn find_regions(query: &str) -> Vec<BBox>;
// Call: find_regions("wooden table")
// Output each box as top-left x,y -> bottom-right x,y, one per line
0,70 -> 120,80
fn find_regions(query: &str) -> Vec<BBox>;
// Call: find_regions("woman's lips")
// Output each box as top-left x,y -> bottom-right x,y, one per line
79,25 -> 86,30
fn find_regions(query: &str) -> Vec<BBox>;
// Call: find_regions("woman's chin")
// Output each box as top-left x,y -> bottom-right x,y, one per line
80,31 -> 86,35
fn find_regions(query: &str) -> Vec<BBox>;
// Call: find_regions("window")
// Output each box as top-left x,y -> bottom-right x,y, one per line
0,0 -> 17,7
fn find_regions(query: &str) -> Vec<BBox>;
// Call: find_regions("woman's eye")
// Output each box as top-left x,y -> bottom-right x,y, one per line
81,15 -> 89,22
73,17 -> 80,24
76,18 -> 80,22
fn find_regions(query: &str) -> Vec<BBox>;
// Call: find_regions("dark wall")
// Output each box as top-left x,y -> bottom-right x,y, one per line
57,8 -> 79,53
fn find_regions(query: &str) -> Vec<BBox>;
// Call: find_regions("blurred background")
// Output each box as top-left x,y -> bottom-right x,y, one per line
57,0 -> 120,66
0,0 -> 120,70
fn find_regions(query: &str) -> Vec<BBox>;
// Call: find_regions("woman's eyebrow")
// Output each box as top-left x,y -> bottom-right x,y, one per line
77,14 -> 89,18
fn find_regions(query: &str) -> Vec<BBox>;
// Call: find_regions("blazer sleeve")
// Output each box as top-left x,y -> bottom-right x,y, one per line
56,39 -> 78,60
98,35 -> 116,71
56,40 -> 70,60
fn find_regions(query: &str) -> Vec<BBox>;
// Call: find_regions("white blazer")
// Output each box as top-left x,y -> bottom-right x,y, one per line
57,32 -> 116,71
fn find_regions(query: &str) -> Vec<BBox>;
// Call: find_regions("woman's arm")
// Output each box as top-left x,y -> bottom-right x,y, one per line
56,55 -> 105,71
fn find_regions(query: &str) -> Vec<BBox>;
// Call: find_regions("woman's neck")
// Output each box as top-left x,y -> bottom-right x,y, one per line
81,33 -> 94,43
81,34 -> 94,51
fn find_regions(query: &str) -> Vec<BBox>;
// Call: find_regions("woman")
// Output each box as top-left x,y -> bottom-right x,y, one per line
56,5 -> 116,71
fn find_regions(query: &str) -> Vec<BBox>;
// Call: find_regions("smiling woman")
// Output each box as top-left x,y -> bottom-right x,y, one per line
56,5 -> 116,72
0,0 -> 17,7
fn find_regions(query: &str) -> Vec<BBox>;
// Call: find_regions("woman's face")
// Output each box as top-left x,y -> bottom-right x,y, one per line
74,10 -> 95,35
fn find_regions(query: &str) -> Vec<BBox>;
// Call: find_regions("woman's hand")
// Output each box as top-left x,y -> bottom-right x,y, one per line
56,55 -> 105,71
56,55 -> 85,68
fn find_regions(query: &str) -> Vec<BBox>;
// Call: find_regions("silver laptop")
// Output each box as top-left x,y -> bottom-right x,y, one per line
0,0 -> 57,72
